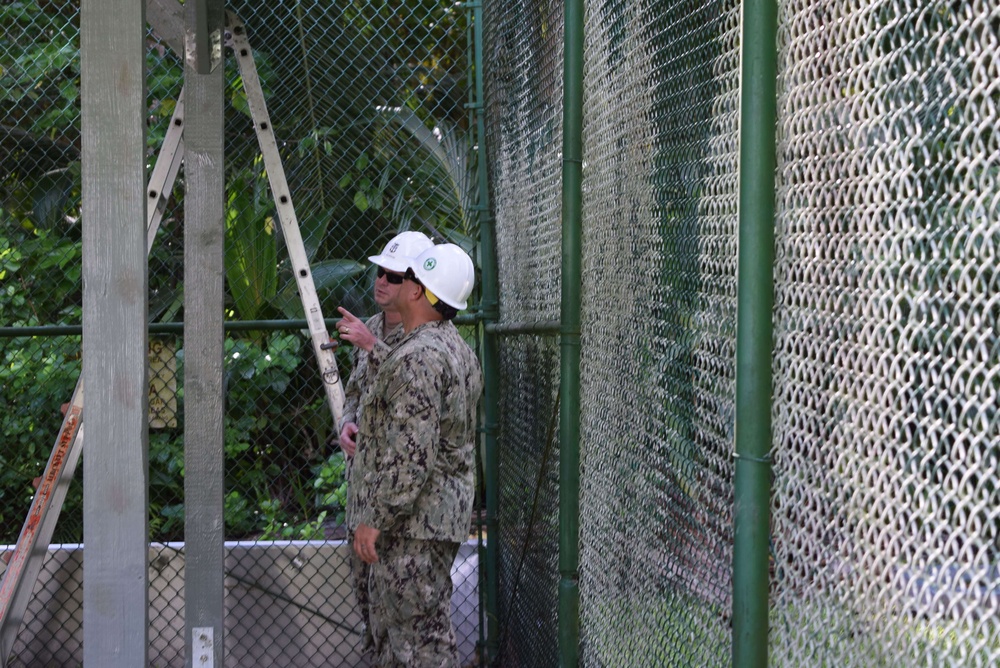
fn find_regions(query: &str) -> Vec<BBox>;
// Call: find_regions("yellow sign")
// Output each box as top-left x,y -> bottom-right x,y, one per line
148,338 -> 178,429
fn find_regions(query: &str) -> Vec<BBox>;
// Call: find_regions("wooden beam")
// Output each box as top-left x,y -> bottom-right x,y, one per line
182,0 -> 226,663
146,0 -> 185,57
80,0 -> 149,664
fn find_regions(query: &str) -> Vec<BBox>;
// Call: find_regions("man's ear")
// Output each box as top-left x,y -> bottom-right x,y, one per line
403,281 -> 423,303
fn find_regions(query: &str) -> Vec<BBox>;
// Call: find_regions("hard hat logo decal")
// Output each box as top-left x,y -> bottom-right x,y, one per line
423,258 -> 437,270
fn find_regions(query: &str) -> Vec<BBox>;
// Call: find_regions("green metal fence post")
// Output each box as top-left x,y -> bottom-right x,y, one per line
733,0 -> 778,666
469,0 -> 501,664
560,0 -> 584,665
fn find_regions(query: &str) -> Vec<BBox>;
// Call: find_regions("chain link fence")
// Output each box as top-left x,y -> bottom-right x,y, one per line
2,0 -> 481,665
483,0 -> 997,667
484,0 -> 739,664
4,0 -> 1000,666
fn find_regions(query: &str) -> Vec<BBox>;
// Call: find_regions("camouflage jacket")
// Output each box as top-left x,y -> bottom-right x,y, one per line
347,319 -> 483,542
339,311 -> 404,432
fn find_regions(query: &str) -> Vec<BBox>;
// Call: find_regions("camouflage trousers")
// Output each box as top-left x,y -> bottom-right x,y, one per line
368,534 -> 460,668
348,530 -> 374,654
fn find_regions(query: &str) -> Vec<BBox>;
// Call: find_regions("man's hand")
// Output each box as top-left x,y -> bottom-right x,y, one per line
353,523 -> 381,564
336,307 -> 377,352
339,422 -> 359,457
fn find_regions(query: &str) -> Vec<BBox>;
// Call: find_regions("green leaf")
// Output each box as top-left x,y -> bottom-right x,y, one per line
230,88 -> 252,118
298,135 -> 316,157
353,190 -> 369,212
57,79 -> 78,102
157,98 -> 177,118
299,209 -> 333,263
272,259 -> 365,321
310,259 -> 367,293
224,177 -> 278,321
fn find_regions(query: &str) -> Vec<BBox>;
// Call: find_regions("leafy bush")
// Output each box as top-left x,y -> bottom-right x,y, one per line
146,333 -> 349,543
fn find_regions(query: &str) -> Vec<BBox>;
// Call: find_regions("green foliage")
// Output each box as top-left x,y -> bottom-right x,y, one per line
149,430 -> 185,539
83,332 -> 346,544
2,0 -> 477,547
375,108 -> 478,238
222,0 -> 477,273
1,1 -> 184,229
338,151 -> 384,213
0,223 -> 81,325
0,2 -> 79,138
218,333 -> 344,540
252,448 -> 348,540
0,225 -> 83,492
313,451 -> 349,524
0,174 -> 86,543
271,258 -> 367,321
0,332 -> 82,544
224,166 -> 279,321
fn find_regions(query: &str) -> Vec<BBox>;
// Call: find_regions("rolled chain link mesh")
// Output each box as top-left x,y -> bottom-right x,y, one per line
483,0 -> 997,666
2,1 -> 480,666
770,1 -> 999,666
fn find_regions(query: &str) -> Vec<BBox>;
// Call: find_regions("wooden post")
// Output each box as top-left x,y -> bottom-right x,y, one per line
183,2 -> 226,666
81,0 -> 149,664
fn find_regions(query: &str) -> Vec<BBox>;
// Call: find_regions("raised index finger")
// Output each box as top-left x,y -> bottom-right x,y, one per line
336,306 -> 360,324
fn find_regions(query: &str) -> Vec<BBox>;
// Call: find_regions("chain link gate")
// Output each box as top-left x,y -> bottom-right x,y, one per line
2,1 -> 482,665
482,0 -> 997,667
479,0 -> 565,663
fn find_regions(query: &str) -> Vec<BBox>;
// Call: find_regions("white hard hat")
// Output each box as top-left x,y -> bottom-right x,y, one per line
409,243 -> 475,310
368,231 -> 433,273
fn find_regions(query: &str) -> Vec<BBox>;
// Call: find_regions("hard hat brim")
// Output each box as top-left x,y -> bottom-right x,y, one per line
367,254 -> 409,273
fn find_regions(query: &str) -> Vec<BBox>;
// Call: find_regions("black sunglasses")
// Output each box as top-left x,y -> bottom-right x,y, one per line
376,266 -> 406,284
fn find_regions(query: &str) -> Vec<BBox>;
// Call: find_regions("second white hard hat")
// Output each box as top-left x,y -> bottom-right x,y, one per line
408,243 -> 475,310
368,231 -> 433,273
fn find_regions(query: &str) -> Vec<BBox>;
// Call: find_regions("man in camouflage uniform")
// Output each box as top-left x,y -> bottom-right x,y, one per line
335,231 -> 433,657
336,231 -> 433,455
348,243 -> 482,667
